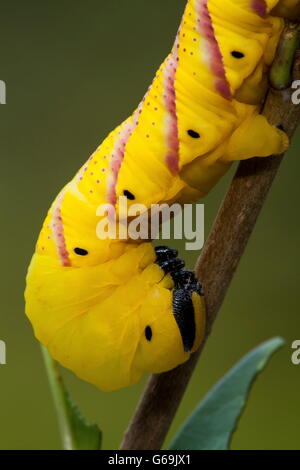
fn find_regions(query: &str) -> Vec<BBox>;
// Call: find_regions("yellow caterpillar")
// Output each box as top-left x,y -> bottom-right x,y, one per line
25,0 -> 295,392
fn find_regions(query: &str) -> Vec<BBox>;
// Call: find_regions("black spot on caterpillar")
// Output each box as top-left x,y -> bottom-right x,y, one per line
187,129 -> 201,139
123,189 -> 135,200
231,51 -> 245,59
74,247 -> 89,256
145,326 -> 152,341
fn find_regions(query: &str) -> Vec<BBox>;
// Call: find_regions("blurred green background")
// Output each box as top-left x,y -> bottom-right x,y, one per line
0,0 -> 300,450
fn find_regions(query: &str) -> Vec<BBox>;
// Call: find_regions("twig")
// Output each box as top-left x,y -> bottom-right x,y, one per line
120,22 -> 300,450
270,23 -> 299,89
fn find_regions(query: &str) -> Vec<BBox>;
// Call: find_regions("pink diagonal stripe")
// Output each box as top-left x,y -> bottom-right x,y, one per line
251,0 -> 268,18
51,193 -> 70,267
196,0 -> 231,100
163,32 -> 180,175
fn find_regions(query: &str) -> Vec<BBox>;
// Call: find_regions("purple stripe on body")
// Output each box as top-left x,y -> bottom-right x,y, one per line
251,0 -> 268,18
51,193 -> 70,267
196,0 -> 231,100
163,32 -> 180,175
106,99 -> 145,206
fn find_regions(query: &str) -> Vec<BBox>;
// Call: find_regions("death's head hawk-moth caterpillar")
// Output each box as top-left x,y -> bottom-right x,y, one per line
25,0 -> 295,392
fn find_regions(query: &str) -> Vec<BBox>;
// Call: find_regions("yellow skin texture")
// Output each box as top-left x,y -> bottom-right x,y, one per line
25,0 -> 294,391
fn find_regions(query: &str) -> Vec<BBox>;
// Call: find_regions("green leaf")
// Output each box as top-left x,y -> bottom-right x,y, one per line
170,337 -> 284,450
41,345 -> 102,450
64,391 -> 102,450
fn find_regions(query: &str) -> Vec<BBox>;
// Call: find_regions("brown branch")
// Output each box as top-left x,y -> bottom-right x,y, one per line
120,22 -> 300,451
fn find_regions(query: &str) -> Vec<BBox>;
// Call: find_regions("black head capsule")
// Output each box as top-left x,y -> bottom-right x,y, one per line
172,289 -> 196,352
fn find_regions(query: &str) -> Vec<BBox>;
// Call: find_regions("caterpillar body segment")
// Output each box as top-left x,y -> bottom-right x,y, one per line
26,242 -> 205,391
25,0 -> 296,391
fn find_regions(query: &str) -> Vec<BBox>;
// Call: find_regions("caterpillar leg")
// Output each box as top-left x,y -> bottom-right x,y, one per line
154,245 -> 178,261
154,245 -> 184,273
155,245 -> 205,353
172,269 -> 204,297
155,245 -> 203,296
223,113 -> 289,162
